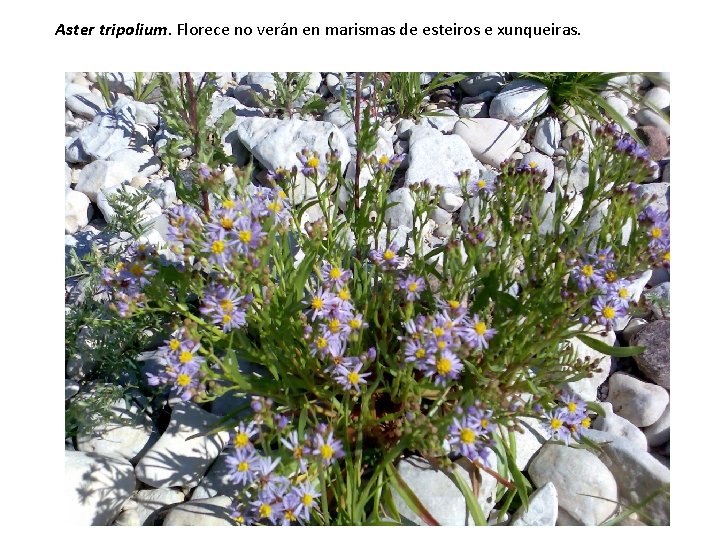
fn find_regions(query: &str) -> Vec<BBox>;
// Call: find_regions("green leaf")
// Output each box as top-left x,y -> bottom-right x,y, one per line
447,466 -> 488,526
575,334 -> 644,357
585,401 -> 607,417
215,108 -> 237,137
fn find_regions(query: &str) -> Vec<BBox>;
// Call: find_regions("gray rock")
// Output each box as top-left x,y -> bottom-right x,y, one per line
636,108 -> 670,137
533,117 -> 561,156
391,455 -> 497,525
644,87 -> 670,110
593,402 -> 647,451
66,91 -> 108,120
528,444 -> 617,525
511,482 -> 558,526
511,416 -> 548,470
405,126 -> 479,192
397,118 -> 416,140
622,318 -> 648,341
134,401 -> 230,488
607,373 -> 669,427
604,96 -> 629,117
644,282 -> 670,320
385,188 -> 416,228
191,449 -> 240,500
134,101 -> 160,126
439,191 -> 464,213
163,496 -> 234,526
133,488 -> 186,525
430,206 -> 452,225
662,161 -> 670,183
644,403 -> 670,447
460,72 -> 505,97
561,325 -> 615,401
420,109 -> 459,133
459,101 -> 489,118
519,151 -> 554,188
236,117 -> 351,204
96,184 -> 163,228
65,188 -> 93,234
489,79 -> 549,125
65,379 -> 80,400
454,118 -> 523,168
75,391 -> 160,463
630,319 -> 669,388
555,146 -> 591,196
107,146 -> 161,178
636,181 -> 669,215
113,501 -> 141,526
64,450 -> 135,525
73,96 -> 136,162
75,160 -> 133,203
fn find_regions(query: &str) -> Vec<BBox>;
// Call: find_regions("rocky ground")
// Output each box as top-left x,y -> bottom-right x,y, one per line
65,72 -> 670,526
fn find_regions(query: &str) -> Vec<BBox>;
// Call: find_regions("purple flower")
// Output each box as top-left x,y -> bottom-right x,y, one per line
447,411 -> 495,467
545,408 -> 572,445
423,351 -> 463,386
312,431 -> 344,465
198,163 -> 211,179
167,204 -> 202,246
233,216 -> 266,256
232,420 -> 259,449
469,173 -> 496,195
460,315 -> 497,350
571,257 -> 604,292
558,392 -> 586,421
592,295 -> 626,328
404,338 -> 429,365
292,481 -> 320,522
281,431 -> 309,472
307,289 -> 336,321
369,242 -> 401,271
376,153 -> 404,173
298,149 -> 325,177
226,447 -> 260,485
397,274 -> 426,302
201,228 -> 235,267
200,284 -> 251,333
333,363 -> 371,392
321,262 -> 352,289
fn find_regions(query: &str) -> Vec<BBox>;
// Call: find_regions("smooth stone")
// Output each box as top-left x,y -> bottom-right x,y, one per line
644,403 -> 670,447
163,496 -> 234,526
405,126 -> 479,192
623,318 -> 648,341
607,372 -> 669,427
190,449 -> 240,500
533,117 -> 561,156
593,402 -> 647,451
644,282 -> 670,320
65,163 -> 72,187
65,188 -> 93,234
630,319 -> 670,388
66,91 -> 108,120
107,146 -> 161,178
644,87 -> 670,110
76,391 -> 160,463
454,118 -> 523,168
134,101 -> 160,126
134,401 -> 230,488
429,206 -> 452,225
604,96 -> 629,117
75,160 -> 134,203
511,416 -> 548,470
460,72 -> 505,96
396,118 -> 416,140
520,151 -> 554,188
65,450 -> 135,526
65,379 -> 80,400
322,101 -> 352,127
638,125 -> 669,160
439,191 -> 464,213
74,97 -> 136,161
528,444 -> 617,525
489,79 -> 549,125
636,181 -> 669,214
420,109 -> 459,133
561,325 -> 615,401
391,455 -> 497,525
510,482 -> 558,526
384,188 -> 415,229
113,501 -> 141,526
96,184 -> 163,227
133,488 -> 186,525
636,108 -> 670,137
458,101 -> 489,118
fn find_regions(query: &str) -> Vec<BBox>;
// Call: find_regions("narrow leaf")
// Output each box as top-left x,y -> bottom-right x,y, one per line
575,334 -> 644,357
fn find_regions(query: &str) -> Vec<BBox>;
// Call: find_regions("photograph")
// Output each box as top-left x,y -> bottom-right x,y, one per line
63,71 -> 671,526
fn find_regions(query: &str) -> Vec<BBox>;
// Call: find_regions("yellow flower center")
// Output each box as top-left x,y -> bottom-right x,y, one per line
267,201 -> 282,213
311,297 -> 323,310
459,427 -> 475,444
179,351 -> 193,364
278,190 -> 288,199
329,267 -> 342,279
115,262 -> 125,272
602,306 -> 616,319
550,418 -> 562,430
222,200 -> 235,209
130,262 -> 145,277
293,446 -> 303,459
259,503 -> 272,519
220,299 -> 234,313
222,314 -> 232,325
320,444 -> 333,460
436,357 -> 452,376
349,318 -> 361,330
663,251 -> 670,262
238,230 -> 252,244
220,217 -> 234,230
234,515 -> 245,524
581,264 -> 594,277
567,402 -> 577,413
211,240 -> 225,254
347,372 -> 360,384
316,337 -> 328,349
378,155 -> 390,166
581,417 -> 591,429
474,322 -> 487,335
383,249 -> 395,261
237,461 -> 249,472
177,374 -> 191,386
448,300 -> 460,309
307,156 -> 320,168
529,161 -> 538,168
302,493 -> 313,506
605,271 -> 617,283
477,179 -> 487,189
234,433 -> 250,447
284,510 -> 296,522
169,339 -> 180,351
328,319 -> 341,333
415,348 -> 426,359
618,288 -> 629,299
432,327 -> 445,337
481,418 -> 489,429
436,340 -> 447,350
338,288 -> 351,301
408,282 -> 418,292
651,227 -> 663,239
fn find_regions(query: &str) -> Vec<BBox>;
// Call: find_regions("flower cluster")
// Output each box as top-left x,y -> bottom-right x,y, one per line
369,241 -> 402,271
305,261 -> 373,391
543,393 -> 592,445
225,421 -> 341,525
99,243 -> 158,317
639,206 -> 670,268
199,282 -> 253,333
402,305 -> 497,386
146,329 -> 205,401
447,403 -> 497,467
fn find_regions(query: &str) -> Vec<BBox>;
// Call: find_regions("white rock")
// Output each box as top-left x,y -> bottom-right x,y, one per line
107,146 -> 161,178
113,502 -> 141,526
190,449 -> 240,500
71,97 -> 135,162
644,403 -> 670,447
322,101 -> 352,127
391,455 -> 497,525
489,79 -> 549,125
560,325 -> 615,401
636,182 -> 669,214
396,118 -> 416,140
555,146 -> 591,196
593,402 -> 647,451
75,160 -> 133,203
520,151 -> 554,188
236,117 -> 351,204
460,72 -> 505,96
511,416 -> 548,470
528,444 -> 617,525
644,87 -> 670,110
605,96 -> 629,117
511,482 -> 558,526
420,109 -> 460,133
459,101 -> 489,118
636,108 -> 670,137
65,379 -> 80,400
533,117 -> 561,156
439,191 -> 464,213
133,488 -> 186,525
134,101 -> 160,126
134,401 -> 230,488
65,450 -> 135,526
76,392 -> 160,463
96,184 -> 163,227
454,118 -> 523,168
66,91 -> 108,120
384,188 -> 416,228
65,188 -> 92,234
405,126 -> 478,192
607,373 -> 669,427
163,496 -> 234,526
430,206 -> 452,225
